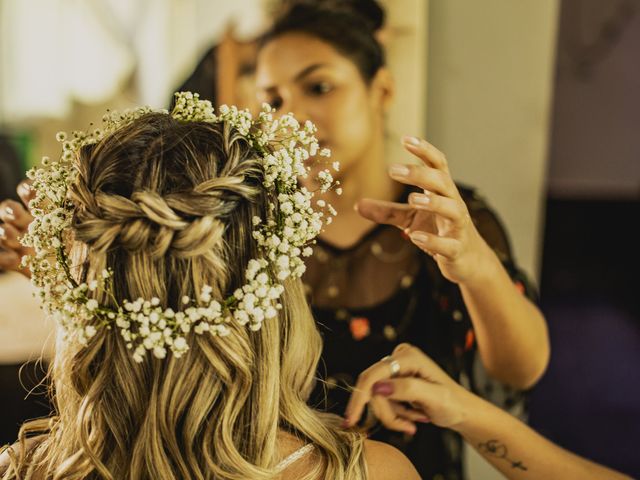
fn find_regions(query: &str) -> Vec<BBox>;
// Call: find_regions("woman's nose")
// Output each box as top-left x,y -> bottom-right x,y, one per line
286,102 -> 310,125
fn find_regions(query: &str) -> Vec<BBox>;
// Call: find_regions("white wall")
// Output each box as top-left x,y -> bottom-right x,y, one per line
381,0 -> 429,143
426,0 -> 560,282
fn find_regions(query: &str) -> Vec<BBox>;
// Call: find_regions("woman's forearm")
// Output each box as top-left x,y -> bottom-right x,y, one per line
457,393 -> 631,480
460,247 -> 550,389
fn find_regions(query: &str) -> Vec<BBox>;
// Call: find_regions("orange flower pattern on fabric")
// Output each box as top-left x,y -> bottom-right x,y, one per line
349,317 -> 370,341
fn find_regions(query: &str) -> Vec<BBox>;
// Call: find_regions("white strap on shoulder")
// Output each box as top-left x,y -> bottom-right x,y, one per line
275,443 -> 315,472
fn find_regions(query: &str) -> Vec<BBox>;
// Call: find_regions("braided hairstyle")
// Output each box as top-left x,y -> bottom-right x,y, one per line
69,113 -> 265,307
2,113 -> 366,479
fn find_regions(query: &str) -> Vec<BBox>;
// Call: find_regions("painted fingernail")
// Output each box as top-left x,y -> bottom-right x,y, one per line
372,381 -> 394,397
18,183 -> 32,197
409,231 -> 429,244
2,206 -> 15,220
403,135 -> 421,146
411,194 -> 430,206
389,164 -> 410,178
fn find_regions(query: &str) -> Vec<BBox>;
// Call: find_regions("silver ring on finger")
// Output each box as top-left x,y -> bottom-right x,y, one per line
381,355 -> 400,378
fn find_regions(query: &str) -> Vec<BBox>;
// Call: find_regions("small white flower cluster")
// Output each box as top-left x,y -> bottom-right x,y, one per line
171,91 -> 214,123
119,285 -> 230,363
21,92 -> 340,362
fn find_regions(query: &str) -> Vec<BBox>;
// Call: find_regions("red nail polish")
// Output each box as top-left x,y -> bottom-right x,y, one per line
372,381 -> 394,396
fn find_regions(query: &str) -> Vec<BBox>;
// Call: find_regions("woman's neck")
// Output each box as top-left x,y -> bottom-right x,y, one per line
319,137 -> 402,249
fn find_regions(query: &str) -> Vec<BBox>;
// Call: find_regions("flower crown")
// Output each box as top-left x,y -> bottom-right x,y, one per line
21,92 -> 340,362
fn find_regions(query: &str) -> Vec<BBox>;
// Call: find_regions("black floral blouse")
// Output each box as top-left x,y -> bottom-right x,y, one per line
303,185 -> 536,480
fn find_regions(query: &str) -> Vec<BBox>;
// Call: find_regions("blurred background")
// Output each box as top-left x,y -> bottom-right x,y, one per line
0,0 -> 638,478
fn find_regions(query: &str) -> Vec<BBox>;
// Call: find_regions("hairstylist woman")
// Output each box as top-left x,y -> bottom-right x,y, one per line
255,2 -> 549,478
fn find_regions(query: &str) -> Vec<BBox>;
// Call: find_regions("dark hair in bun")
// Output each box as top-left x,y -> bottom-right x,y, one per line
341,0 -> 385,31
261,0 -> 386,82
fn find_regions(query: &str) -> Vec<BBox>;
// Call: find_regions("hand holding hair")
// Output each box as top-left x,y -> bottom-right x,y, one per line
345,343 -> 632,480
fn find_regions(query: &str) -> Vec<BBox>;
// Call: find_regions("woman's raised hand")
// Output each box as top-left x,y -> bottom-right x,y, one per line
0,181 -> 36,276
355,136 -> 494,285
343,343 -> 474,435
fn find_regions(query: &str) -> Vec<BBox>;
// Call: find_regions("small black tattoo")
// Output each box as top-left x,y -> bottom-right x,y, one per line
478,439 -> 528,471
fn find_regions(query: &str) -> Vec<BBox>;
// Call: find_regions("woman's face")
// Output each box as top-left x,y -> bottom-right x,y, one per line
256,33 -> 388,178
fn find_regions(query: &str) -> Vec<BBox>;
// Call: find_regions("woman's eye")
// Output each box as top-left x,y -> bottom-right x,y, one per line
308,82 -> 332,95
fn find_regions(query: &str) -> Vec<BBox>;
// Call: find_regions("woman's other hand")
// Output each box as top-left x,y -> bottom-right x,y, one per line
0,181 -> 35,277
343,343 -> 475,435
356,136 -> 495,285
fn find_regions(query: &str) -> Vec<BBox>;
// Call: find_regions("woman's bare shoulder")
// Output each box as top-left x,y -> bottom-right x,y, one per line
0,436 -> 45,478
364,439 -> 421,480
0,443 -> 20,475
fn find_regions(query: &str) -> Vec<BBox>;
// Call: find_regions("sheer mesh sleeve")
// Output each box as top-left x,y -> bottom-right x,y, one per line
459,185 -> 535,415
462,184 -> 538,302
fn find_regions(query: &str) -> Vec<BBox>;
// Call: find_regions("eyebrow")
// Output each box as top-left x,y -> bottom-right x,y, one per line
260,63 -> 328,92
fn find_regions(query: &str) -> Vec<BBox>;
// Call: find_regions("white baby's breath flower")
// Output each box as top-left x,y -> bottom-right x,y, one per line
24,93 -> 340,363
153,346 -> 167,359
86,299 -> 99,311
173,337 -> 188,351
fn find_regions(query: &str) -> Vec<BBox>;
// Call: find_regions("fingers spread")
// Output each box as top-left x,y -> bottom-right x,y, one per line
401,136 -> 450,173
388,164 -> 455,198
408,192 -> 469,227
355,198 -> 414,230
408,231 -> 462,260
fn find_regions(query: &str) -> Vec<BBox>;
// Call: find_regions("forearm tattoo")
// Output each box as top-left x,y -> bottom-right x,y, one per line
478,439 -> 528,471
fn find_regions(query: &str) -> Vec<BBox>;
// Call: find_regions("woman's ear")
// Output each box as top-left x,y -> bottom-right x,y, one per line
370,67 -> 395,113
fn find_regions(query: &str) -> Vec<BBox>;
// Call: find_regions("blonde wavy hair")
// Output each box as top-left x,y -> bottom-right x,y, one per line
1,113 -> 366,479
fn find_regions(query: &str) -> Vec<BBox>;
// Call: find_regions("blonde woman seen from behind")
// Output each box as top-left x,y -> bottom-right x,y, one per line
0,103 -> 419,480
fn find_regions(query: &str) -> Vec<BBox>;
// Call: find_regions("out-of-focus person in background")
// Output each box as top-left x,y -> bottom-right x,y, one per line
253,2 -> 549,478
170,0 -> 389,111
0,140 -> 53,446
345,343 -> 633,480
